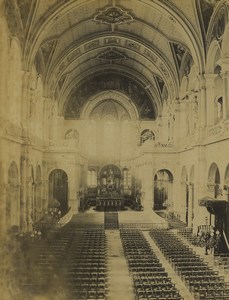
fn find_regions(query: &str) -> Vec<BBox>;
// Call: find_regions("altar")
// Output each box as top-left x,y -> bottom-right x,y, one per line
96,194 -> 124,211
95,164 -> 125,211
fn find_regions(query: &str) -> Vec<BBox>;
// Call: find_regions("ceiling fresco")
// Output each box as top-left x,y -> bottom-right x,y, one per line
64,72 -> 156,120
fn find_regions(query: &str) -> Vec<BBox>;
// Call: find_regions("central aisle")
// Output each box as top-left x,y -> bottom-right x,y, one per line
106,230 -> 135,300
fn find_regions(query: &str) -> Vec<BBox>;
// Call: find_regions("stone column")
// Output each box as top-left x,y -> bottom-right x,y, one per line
199,84 -> 206,129
221,70 -> 229,120
159,115 -> 169,141
179,181 -> 187,223
21,71 -> 31,138
52,101 -> 59,140
26,178 -> 33,231
179,100 -> 187,139
173,99 -> 180,142
141,162 -> 153,212
20,156 -> 27,232
43,98 -> 49,142
0,183 -> 7,238
188,183 -> 194,228
205,74 -> 217,126
43,179 -> 49,212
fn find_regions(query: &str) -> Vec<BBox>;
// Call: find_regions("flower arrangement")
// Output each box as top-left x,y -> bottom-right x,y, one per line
193,225 -> 221,254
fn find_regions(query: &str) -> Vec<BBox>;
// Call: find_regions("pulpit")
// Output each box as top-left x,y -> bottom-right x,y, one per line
199,197 -> 229,254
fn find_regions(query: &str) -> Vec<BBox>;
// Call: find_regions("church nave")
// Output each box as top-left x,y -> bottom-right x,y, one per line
3,210 -> 229,300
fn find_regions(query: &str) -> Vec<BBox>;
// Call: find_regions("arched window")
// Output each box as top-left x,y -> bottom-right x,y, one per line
216,97 -> 223,121
154,170 -> 173,211
88,169 -> 97,187
140,129 -> 155,144
123,168 -> 131,191
208,163 -> 221,198
49,169 -> 68,215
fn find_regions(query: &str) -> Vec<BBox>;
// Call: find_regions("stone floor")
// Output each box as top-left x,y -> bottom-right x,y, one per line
68,209 -> 210,300
106,230 -> 135,300
15,208 -> 229,300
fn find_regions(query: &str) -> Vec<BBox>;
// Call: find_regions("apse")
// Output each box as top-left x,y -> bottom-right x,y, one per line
84,98 -> 135,164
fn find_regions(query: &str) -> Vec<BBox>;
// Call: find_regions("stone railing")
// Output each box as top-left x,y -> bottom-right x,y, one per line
49,139 -> 79,147
58,207 -> 72,227
207,120 -> 229,141
140,140 -> 174,149
154,141 -> 174,148
207,123 -> 224,138
137,140 -> 175,154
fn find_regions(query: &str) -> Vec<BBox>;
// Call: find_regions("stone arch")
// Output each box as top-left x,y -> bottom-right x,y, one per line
208,162 -> 221,198
206,40 -> 221,74
80,91 -> 139,121
222,21 -> 229,58
6,161 -> 20,228
140,129 -> 156,145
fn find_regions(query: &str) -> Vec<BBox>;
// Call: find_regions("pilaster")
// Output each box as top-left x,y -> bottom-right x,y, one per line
205,74 -> 217,126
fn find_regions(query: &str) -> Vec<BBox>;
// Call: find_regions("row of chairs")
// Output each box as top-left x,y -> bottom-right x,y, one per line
214,254 -> 229,274
66,228 -> 108,300
177,228 -> 197,245
120,229 -> 183,300
18,226 -> 75,296
149,229 -> 229,300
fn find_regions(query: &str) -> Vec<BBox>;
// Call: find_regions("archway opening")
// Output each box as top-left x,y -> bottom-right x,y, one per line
49,169 -> 68,215
208,163 -> 221,198
153,170 -> 173,211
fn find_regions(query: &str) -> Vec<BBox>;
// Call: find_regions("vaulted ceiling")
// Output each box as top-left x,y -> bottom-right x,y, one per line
3,0 -> 228,120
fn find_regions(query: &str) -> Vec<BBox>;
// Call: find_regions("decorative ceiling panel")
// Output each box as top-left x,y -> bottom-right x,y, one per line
19,0 -> 204,117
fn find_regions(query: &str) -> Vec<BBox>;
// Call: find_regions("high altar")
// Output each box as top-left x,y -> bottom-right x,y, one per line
96,164 -> 124,211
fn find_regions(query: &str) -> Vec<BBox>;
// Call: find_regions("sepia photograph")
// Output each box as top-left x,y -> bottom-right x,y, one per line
1,0 -> 229,299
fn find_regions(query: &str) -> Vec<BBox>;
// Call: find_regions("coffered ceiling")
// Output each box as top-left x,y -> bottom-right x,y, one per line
3,0 -> 228,120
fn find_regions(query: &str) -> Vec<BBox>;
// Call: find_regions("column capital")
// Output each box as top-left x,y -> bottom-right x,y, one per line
204,73 -> 218,80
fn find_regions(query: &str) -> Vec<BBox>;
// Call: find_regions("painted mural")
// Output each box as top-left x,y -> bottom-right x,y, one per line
64,73 -> 156,120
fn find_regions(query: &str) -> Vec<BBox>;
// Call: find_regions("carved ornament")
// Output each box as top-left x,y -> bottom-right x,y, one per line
94,6 -> 134,25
